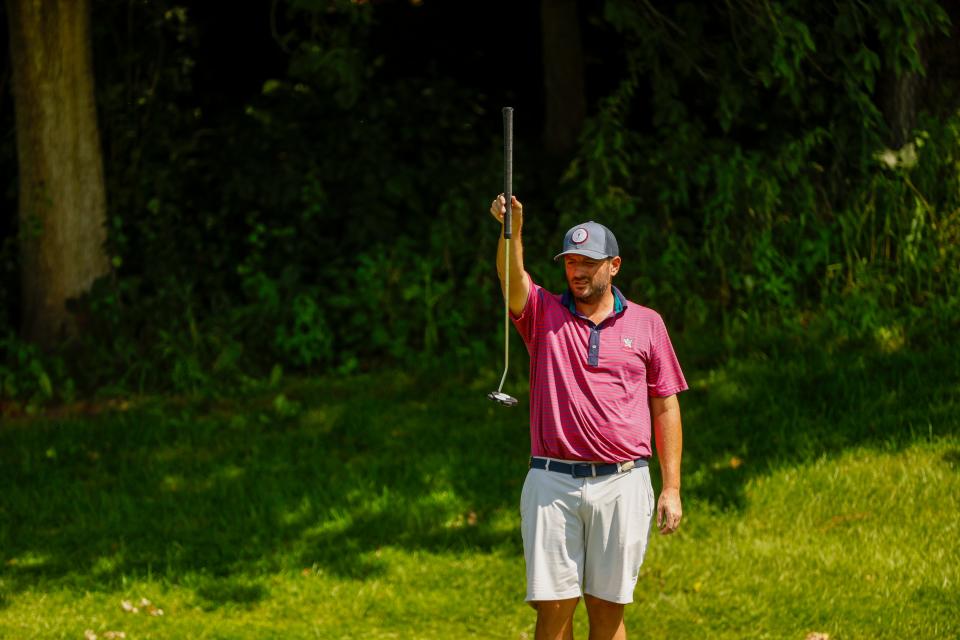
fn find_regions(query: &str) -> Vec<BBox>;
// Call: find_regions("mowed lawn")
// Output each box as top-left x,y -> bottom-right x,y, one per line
1,334 -> 958,639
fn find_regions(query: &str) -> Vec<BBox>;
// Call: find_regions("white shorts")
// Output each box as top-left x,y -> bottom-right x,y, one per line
520,459 -> 655,604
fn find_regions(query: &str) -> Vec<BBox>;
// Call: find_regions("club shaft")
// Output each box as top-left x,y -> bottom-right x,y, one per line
497,238 -> 510,393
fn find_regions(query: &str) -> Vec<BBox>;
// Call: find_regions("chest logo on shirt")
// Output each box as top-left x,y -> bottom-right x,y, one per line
571,228 -> 589,244
622,337 -> 633,348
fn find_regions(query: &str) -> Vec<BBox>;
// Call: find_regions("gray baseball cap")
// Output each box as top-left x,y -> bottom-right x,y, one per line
553,221 -> 620,261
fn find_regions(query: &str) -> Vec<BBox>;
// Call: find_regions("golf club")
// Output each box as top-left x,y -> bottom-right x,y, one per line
488,106 -> 519,407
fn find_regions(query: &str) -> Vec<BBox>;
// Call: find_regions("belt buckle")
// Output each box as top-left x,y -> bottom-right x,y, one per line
572,462 -> 596,478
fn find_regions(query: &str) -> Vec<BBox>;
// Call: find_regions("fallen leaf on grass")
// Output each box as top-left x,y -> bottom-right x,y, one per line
120,597 -> 163,616
84,631 -> 97,640
103,632 -> 127,639
819,512 -> 871,532
140,597 -> 164,616
805,633 -> 830,640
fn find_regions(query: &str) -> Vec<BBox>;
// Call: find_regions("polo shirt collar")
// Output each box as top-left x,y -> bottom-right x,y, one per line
561,285 -> 628,317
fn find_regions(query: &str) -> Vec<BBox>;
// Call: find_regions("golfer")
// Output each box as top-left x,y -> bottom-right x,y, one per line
490,194 -> 687,640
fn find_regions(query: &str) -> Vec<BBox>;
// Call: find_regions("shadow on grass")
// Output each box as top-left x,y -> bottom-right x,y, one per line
942,448 -> 960,470
193,576 -> 269,610
676,332 -> 960,510
0,367 -> 528,596
1,335 -> 958,596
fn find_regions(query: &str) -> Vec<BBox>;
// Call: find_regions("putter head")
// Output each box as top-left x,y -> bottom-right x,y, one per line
487,391 -> 518,407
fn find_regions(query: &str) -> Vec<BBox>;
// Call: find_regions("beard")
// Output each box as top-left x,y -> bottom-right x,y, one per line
570,276 -> 609,305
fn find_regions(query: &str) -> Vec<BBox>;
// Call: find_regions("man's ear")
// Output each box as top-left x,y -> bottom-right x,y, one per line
609,256 -> 622,276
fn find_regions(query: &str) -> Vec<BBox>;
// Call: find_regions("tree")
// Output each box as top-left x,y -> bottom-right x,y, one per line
5,0 -> 110,347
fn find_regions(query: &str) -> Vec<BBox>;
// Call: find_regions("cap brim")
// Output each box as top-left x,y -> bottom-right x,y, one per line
553,249 -> 611,261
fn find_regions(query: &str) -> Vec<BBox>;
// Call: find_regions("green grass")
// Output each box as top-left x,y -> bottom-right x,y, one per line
1,333 -> 959,639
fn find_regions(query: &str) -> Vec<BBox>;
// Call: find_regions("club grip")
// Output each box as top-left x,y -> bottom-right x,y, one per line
502,107 -> 513,239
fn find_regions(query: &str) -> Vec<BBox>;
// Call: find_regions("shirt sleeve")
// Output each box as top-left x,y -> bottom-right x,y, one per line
509,273 -> 541,348
647,312 -> 688,397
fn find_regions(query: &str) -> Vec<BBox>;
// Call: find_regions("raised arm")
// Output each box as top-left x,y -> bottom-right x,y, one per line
490,194 -> 530,317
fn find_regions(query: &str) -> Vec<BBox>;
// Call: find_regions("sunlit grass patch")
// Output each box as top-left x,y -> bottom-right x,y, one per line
1,337 -> 959,638
632,439 -> 960,640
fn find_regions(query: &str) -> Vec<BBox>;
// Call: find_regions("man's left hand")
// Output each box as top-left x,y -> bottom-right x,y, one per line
656,487 -> 682,535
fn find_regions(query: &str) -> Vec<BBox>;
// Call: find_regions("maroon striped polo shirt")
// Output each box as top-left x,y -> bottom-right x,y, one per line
511,275 -> 688,462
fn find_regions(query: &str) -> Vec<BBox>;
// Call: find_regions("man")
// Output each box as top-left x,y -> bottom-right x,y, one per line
489,194 -> 687,640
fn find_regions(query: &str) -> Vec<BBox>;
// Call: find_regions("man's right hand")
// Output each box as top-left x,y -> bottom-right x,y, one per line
490,194 -> 523,235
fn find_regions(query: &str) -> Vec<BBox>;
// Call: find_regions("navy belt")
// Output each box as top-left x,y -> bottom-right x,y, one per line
530,456 -> 648,478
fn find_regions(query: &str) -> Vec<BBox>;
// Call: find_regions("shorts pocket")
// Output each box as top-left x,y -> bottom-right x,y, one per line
519,469 -> 535,519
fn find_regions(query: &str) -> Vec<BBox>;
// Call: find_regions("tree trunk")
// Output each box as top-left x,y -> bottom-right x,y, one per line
880,69 -> 921,150
5,0 -> 110,347
879,35 -> 928,151
541,0 -> 586,155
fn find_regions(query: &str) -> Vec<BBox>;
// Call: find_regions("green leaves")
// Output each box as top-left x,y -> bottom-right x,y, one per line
4,0 -> 957,405
565,0 -> 960,333
0,332 -> 73,409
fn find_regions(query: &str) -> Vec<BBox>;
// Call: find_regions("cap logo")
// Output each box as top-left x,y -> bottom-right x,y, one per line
571,228 -> 589,244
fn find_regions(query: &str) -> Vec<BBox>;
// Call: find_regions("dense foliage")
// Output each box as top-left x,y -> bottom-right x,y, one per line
563,0 -> 960,332
2,0 -> 959,406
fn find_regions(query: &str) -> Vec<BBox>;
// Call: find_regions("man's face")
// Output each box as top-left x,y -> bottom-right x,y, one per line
564,254 -> 621,304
